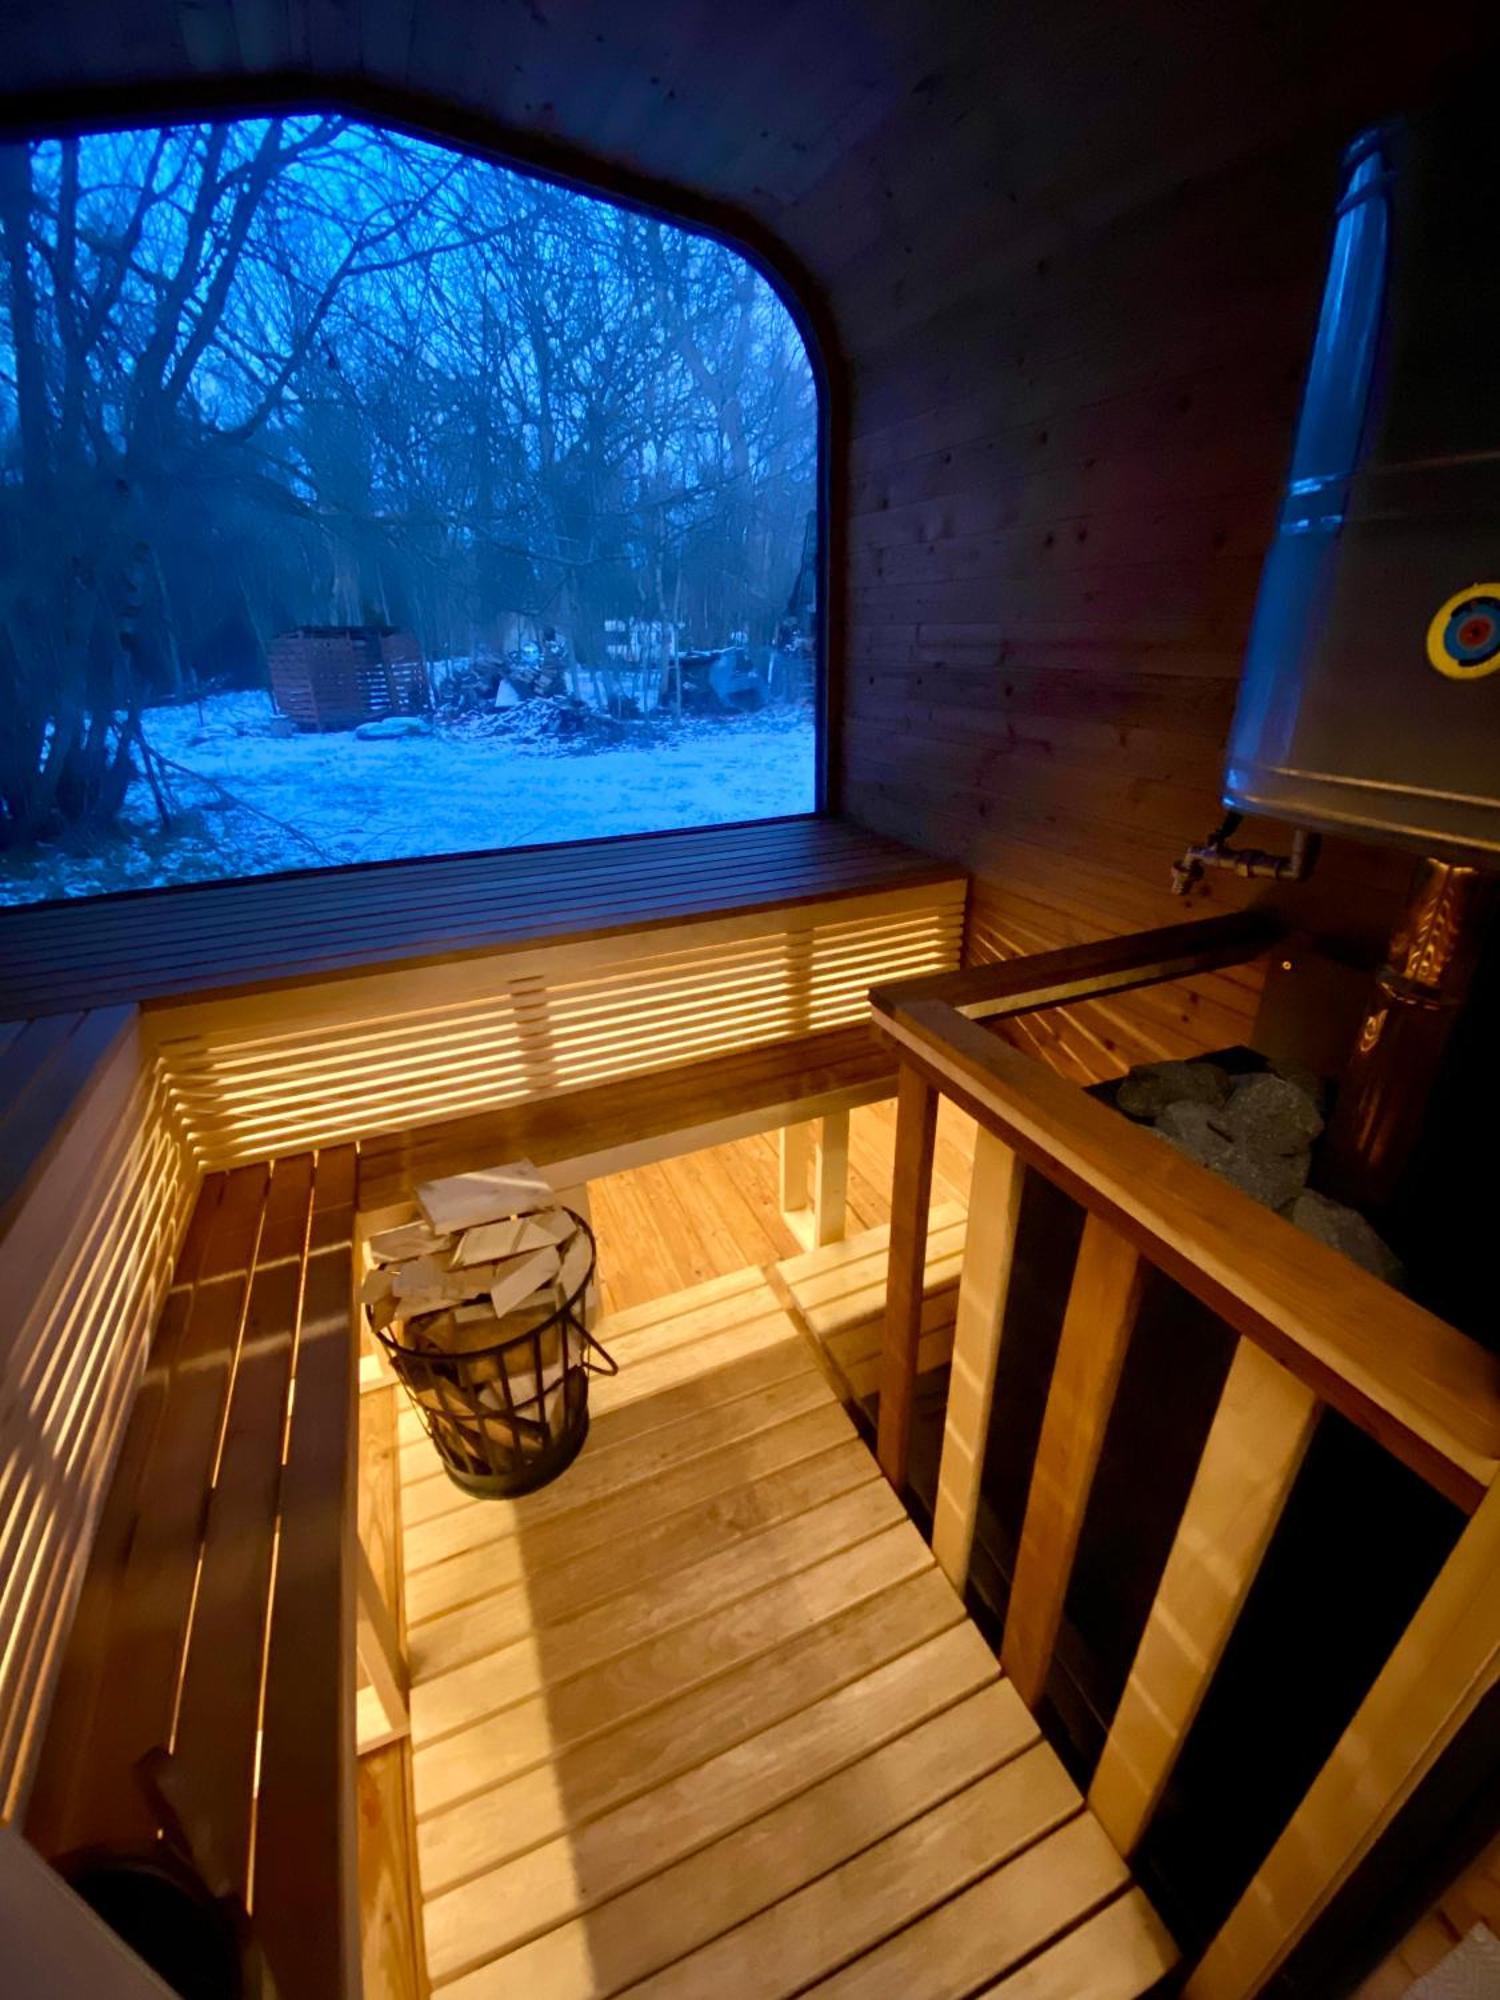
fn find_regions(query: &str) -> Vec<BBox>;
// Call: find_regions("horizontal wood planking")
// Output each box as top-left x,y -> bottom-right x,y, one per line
812,1815 -> 1136,1999
357,1019 -> 900,1213
26,1148 -> 360,2000
633,1740 -> 1083,1998
149,879 -> 964,1167
406,1480 -> 912,1744
416,1563 -> 962,1897
0,1010 -> 195,1820
394,1225 -> 1172,1998
419,1622 -> 1000,1982
0,821 -> 960,1016
412,1526 -> 937,1818
825,29 -> 1457,1067
454,1683 -> 1039,2000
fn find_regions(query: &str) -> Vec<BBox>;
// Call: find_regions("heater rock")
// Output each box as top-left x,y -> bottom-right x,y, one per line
1219,1073 -> 1324,1155
1115,1060 -> 1230,1121
1288,1190 -> 1403,1284
1154,1099 -> 1233,1168
1216,1143 -> 1310,1212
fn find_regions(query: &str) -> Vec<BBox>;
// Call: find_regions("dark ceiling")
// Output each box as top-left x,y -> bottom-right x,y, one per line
0,0 -> 1486,364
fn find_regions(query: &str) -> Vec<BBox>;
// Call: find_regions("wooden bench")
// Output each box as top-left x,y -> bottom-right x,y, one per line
24,1151 -> 361,2000
356,1018 -> 899,1214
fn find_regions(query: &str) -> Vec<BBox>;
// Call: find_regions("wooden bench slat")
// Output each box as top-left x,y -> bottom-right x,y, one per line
172,1154 -> 315,1898
253,1144 -> 358,2000
357,1020 -> 898,1213
0,823 -> 961,1016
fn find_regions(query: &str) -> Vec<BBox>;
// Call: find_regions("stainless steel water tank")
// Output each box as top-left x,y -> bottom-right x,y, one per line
1223,109 -> 1500,859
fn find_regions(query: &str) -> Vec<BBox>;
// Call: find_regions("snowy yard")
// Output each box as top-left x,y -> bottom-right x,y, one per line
0,691 -> 818,906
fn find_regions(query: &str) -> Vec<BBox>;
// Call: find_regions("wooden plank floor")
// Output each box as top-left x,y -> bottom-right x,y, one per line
358,1100 -> 977,1996
394,1270 -> 1176,1997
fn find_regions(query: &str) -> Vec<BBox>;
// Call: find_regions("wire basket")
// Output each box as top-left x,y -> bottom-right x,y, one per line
372,1209 -> 616,1497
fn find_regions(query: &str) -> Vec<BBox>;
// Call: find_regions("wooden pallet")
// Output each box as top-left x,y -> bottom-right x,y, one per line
775,1200 -> 968,1401
396,1266 -> 1175,1997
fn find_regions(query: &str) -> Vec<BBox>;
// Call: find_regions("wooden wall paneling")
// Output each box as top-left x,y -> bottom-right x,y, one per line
22,1160 -> 268,1851
0,1013 -> 197,1820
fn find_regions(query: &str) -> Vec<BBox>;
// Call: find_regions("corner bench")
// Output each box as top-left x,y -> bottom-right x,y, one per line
24,1151 -> 360,2000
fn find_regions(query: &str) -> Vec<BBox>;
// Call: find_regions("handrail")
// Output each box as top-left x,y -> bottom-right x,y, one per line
871,906 -> 1285,1024
869,912 -> 1500,2000
877,988 -> 1500,1512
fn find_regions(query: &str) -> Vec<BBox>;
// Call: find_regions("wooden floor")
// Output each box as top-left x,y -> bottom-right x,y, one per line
356,1100 -> 978,1999
391,1265 -> 1176,1998
587,1096 -> 977,1317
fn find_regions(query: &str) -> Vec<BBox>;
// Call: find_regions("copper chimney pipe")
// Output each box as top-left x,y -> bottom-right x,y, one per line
1322,858 -> 1493,1213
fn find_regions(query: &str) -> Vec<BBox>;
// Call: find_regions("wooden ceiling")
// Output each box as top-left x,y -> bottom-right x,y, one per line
0,2 -> 1477,344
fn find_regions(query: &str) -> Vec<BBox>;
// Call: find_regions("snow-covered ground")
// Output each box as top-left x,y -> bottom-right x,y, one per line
0,690 -> 818,906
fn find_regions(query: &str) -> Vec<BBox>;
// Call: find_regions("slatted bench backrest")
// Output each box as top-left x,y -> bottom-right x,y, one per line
24,1150 -> 359,2000
0,1010 -> 193,1823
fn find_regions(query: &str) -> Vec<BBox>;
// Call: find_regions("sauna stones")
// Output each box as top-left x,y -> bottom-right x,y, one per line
1154,1098 -> 1233,1167
1135,1063 -> 1317,1212
1218,1072 -> 1324,1155
1216,1143 -> 1310,1213
1114,1059 -> 1231,1120
1127,1059 -> 1401,1283
1288,1190 -> 1403,1284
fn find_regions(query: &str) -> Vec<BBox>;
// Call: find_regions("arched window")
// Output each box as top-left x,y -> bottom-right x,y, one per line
0,111 -> 821,905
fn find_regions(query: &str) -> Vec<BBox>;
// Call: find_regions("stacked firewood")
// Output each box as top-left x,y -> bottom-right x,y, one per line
362,1161 -> 595,1447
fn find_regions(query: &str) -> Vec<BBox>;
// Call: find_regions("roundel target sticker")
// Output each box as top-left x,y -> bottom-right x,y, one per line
1428,585 -> 1500,679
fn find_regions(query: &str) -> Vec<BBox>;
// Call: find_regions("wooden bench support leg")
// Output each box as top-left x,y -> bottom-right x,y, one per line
1002,1214 -> 1144,1710
1090,1339 -> 1319,1855
876,1065 -> 938,1490
931,1130 -> 1024,1594
779,1120 -> 813,1241
812,1109 -> 850,1249
355,1535 -> 409,1756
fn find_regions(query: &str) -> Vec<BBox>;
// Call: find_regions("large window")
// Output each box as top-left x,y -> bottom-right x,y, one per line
0,113 -> 820,906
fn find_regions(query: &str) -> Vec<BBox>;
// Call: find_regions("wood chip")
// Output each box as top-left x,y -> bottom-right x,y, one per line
416,1162 -> 553,1234
453,1215 -> 561,1267
489,1246 -> 562,1321
368,1220 -> 452,1264
360,1267 -> 396,1308
556,1232 -> 593,1302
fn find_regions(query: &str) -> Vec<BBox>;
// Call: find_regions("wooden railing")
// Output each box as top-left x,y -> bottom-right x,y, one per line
871,910 -> 1500,2000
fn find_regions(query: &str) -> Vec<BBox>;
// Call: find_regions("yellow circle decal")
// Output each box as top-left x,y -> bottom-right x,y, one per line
1428,584 -> 1500,680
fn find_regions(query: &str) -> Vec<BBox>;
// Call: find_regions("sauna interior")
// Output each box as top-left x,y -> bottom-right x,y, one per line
3,4 -> 1500,1997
